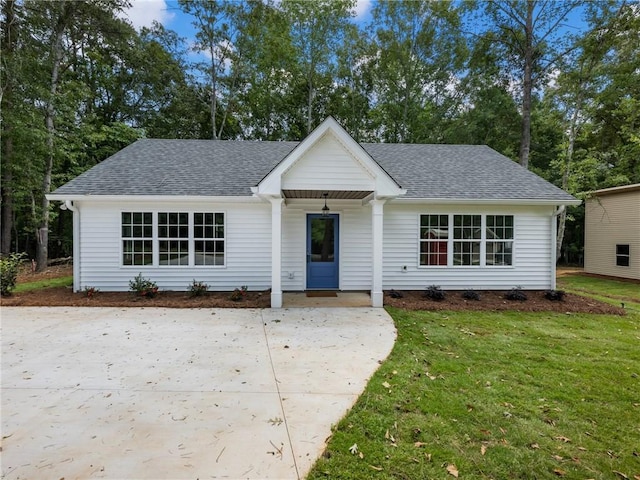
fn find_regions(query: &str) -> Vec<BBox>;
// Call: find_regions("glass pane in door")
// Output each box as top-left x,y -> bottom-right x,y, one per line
310,217 -> 334,262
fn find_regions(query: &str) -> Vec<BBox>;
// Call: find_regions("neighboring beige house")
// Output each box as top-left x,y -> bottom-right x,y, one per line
584,183 -> 640,281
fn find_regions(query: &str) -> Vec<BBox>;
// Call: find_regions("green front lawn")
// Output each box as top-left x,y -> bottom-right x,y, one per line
558,274 -> 640,307
13,275 -> 73,293
308,307 -> 640,479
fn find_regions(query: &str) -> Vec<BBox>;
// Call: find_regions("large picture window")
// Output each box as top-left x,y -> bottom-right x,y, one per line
158,212 -> 189,266
122,212 -> 153,266
420,215 -> 448,266
194,213 -> 225,266
121,212 -> 225,267
486,215 -> 514,266
419,214 -> 515,267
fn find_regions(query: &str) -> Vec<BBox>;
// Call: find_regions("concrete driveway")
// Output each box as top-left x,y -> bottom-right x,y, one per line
1,307 -> 395,479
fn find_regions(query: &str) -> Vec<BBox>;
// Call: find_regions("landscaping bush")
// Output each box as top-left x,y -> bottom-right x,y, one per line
545,289 -> 566,301
229,285 -> 248,302
129,273 -> 158,298
189,280 -> 209,297
0,253 -> 25,296
505,286 -> 528,301
424,285 -> 446,301
83,286 -> 100,298
461,289 -> 481,301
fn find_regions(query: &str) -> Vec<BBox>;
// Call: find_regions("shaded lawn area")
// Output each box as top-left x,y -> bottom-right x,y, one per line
12,275 -> 73,293
308,308 -> 640,480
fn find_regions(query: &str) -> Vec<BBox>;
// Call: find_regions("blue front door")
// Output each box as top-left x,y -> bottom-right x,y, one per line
307,214 -> 339,289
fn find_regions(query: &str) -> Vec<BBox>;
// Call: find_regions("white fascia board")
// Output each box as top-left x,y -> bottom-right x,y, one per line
392,197 -> 582,206
46,194 -> 262,203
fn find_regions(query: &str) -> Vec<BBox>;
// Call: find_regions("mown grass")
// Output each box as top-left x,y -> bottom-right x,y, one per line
558,274 -> 640,315
308,307 -> 640,480
13,275 -> 73,293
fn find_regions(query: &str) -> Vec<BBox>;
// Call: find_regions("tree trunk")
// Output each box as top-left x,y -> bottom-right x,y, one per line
518,0 -> 534,169
556,90 -> 583,262
307,77 -> 314,135
1,0 -> 17,254
37,4 -> 70,271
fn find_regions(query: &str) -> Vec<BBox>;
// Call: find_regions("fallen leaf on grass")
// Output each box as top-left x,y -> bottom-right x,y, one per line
446,464 -> 459,477
414,442 -> 427,448
481,444 -> 487,456
369,465 -> 383,471
359,452 -> 364,459
633,475 -> 640,480
382,381 -> 391,389
552,455 -> 564,461
613,472 -> 629,479
530,443 -> 540,449
349,443 -> 358,455
554,436 -> 571,443
554,468 -> 566,476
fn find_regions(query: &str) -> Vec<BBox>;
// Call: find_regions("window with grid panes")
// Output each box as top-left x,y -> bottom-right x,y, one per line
419,215 -> 449,266
122,212 -> 153,265
486,215 -> 513,266
194,213 -> 225,266
453,215 -> 481,265
158,212 -> 189,265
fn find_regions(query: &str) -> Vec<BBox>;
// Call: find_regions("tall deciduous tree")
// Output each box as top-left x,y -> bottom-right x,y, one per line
367,0 -> 466,143
482,0 -> 584,169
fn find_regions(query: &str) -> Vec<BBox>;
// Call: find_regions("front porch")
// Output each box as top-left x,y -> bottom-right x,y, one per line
282,291 -> 372,308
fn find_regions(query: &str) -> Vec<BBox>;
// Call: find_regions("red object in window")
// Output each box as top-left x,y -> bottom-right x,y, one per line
428,231 -> 447,265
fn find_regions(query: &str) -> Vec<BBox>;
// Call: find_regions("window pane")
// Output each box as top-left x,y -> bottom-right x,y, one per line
310,217 -> 334,262
616,244 -> 629,255
215,213 -> 224,225
122,212 -> 131,224
133,212 -> 142,224
158,213 -> 167,224
122,225 -> 131,237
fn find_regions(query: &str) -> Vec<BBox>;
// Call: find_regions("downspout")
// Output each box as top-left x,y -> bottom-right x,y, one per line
63,200 -> 80,292
550,205 -> 565,290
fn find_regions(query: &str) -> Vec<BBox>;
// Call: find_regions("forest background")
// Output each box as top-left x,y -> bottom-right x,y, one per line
1,0 -> 638,270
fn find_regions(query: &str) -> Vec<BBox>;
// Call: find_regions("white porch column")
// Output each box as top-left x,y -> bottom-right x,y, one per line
371,199 -> 386,307
270,197 -> 284,308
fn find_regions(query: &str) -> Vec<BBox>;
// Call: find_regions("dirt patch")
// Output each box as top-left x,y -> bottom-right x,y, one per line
16,263 -> 73,284
384,290 -> 625,315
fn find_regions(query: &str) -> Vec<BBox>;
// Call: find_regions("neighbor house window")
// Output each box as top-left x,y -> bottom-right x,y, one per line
453,215 -> 481,265
158,212 -> 189,266
122,212 -> 153,265
616,244 -> 630,267
420,214 -> 448,266
486,215 -> 514,266
194,213 -> 225,266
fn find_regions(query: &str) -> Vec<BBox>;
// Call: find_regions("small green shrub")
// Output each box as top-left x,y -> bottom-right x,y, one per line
189,279 -> 209,297
505,286 -> 527,301
461,289 -> 481,301
545,289 -> 566,301
425,285 -> 446,301
129,273 -> 158,298
229,285 -> 248,302
83,286 -> 100,298
1,253 -> 25,296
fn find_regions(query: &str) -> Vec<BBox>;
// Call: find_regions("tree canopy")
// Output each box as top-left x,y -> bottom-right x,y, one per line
1,0 -> 636,267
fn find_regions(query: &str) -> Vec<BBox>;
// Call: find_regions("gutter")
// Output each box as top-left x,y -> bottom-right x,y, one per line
61,200 -> 81,292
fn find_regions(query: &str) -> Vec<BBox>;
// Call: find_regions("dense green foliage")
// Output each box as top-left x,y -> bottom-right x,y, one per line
1,0 -> 638,267
308,306 -> 640,479
0,252 -> 24,295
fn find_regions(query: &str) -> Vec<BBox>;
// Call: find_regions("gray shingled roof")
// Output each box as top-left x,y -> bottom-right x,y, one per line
51,138 -> 576,202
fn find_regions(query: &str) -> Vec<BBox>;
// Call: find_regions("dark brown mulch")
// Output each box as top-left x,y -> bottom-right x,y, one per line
1,287 -> 271,308
1,286 -> 624,315
384,290 -> 625,315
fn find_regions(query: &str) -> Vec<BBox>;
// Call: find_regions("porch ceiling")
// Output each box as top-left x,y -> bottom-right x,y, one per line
282,189 -> 373,200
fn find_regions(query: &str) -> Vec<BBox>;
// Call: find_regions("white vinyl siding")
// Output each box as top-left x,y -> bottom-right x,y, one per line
282,133 -> 375,192
281,203 -> 373,291
76,200 -> 271,291
383,203 -> 554,290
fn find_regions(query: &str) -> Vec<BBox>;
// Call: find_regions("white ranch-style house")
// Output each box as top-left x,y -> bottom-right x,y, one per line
48,117 -> 580,307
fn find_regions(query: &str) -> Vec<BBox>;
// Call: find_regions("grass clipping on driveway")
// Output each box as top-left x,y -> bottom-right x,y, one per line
308,308 -> 640,480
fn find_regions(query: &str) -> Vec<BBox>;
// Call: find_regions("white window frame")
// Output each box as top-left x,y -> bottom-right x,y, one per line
193,212 -> 226,268
120,211 -> 226,268
418,213 -> 515,269
616,244 -> 630,267
157,212 -> 190,267
121,211 -> 153,267
485,215 -> 514,267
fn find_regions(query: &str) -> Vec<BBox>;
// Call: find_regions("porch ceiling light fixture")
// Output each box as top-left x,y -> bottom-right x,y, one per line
321,192 -> 330,217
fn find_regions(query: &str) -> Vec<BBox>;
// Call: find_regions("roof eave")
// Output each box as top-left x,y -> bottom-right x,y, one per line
46,194 -> 262,203
393,197 -> 582,206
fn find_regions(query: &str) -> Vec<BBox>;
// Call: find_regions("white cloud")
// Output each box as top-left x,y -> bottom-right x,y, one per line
119,0 -> 175,30
352,0 -> 372,20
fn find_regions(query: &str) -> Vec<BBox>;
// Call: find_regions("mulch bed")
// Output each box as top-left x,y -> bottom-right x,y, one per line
384,290 -> 625,315
1,286 -> 624,315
